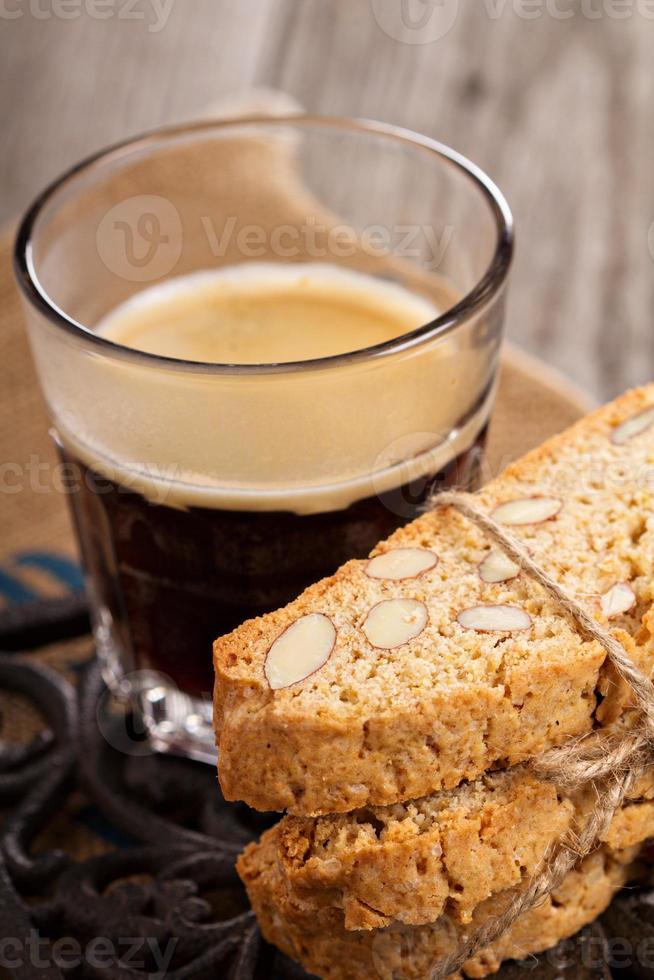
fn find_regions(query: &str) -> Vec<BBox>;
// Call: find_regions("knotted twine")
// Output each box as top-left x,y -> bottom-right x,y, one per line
423,490 -> 654,980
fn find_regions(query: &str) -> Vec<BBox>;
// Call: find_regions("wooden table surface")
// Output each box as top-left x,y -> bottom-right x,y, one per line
2,0 -> 653,400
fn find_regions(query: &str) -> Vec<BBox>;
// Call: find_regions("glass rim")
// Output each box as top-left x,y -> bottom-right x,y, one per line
13,114 -> 514,376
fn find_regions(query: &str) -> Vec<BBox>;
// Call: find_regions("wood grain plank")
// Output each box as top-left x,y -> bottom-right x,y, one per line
2,0 -> 653,397
255,1 -> 654,397
0,0 -> 277,222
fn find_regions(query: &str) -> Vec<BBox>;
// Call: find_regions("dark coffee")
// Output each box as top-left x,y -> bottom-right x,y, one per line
59,429 -> 486,699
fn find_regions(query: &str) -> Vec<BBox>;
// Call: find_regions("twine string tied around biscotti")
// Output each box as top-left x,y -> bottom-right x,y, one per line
423,490 -> 654,980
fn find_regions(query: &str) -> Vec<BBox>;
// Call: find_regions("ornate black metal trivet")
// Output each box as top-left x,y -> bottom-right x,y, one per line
0,599 -> 652,979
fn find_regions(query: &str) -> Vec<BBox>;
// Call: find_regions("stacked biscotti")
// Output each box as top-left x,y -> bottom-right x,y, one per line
213,386 -> 654,978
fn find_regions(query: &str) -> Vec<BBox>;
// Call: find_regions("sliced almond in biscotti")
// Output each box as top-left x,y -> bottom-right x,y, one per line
362,598 -> 428,649
214,386 -> 654,816
365,548 -> 438,580
264,614 -> 336,690
611,405 -> 654,445
478,549 -> 521,584
457,605 -> 531,633
601,582 -> 636,619
491,496 -> 562,525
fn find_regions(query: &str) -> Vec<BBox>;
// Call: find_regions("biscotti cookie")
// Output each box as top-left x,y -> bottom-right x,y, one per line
274,767 -> 654,931
214,386 -> 654,815
238,829 -> 646,980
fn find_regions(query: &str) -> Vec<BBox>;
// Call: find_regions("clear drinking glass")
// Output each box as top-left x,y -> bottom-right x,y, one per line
14,117 -> 513,762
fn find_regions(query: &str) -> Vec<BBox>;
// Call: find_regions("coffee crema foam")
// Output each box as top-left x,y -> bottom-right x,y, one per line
44,263 -> 493,514
97,264 -> 437,365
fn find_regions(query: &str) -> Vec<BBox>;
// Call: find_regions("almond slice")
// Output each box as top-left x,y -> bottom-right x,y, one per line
264,613 -> 336,690
601,582 -> 636,619
478,549 -> 521,584
366,548 -> 438,581
457,605 -> 532,632
611,407 -> 654,446
491,496 -> 562,526
363,598 -> 428,649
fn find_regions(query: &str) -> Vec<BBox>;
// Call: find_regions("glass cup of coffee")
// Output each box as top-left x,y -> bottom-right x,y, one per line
14,117 -> 513,762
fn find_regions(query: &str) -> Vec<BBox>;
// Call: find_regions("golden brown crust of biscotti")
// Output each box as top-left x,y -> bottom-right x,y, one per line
238,826 -> 647,980
215,386 -> 654,815
273,767 -> 654,932
277,768 -> 572,931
